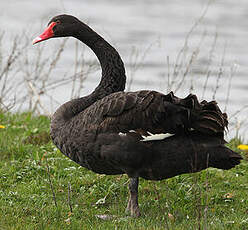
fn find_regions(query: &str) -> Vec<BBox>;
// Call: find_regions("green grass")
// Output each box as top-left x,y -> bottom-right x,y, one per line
0,112 -> 247,229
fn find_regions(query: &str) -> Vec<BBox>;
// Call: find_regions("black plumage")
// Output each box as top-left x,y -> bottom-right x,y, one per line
33,14 -> 242,217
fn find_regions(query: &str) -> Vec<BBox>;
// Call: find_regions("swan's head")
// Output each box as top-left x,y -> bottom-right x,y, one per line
33,14 -> 90,44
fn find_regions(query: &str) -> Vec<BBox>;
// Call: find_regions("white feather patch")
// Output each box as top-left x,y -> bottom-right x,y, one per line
129,130 -> 136,133
118,130 -> 137,136
141,133 -> 175,142
118,132 -> 126,136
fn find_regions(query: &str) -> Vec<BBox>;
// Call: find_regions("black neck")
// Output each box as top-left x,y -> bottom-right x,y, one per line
52,23 -> 126,124
75,25 -> 126,98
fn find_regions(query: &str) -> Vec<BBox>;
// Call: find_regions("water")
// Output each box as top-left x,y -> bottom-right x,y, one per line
1,0 -> 248,138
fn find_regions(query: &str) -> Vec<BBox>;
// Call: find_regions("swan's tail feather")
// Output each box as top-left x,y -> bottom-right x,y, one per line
191,109 -> 228,135
166,92 -> 228,135
208,146 -> 242,170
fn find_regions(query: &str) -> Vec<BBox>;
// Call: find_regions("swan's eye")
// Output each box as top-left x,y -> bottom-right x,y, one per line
55,20 -> 61,24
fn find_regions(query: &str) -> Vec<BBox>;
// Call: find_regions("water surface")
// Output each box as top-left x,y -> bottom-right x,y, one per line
1,0 -> 247,138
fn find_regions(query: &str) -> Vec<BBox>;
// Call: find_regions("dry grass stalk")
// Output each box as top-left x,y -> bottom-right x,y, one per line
212,42 -> 226,100
201,30 -> 218,100
46,161 -> 58,208
68,182 -> 73,213
0,33 -> 27,111
126,41 -> 158,91
224,62 -> 238,112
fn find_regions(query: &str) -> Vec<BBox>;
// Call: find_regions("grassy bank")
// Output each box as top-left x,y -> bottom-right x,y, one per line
0,112 -> 247,229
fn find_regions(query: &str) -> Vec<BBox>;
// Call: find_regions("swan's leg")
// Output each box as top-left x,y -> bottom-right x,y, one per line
126,196 -> 131,213
126,177 -> 140,217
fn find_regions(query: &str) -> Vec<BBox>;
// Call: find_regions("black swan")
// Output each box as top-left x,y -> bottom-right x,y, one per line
33,15 -> 242,217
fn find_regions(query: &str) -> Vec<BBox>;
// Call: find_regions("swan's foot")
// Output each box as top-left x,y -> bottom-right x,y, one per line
126,177 -> 141,217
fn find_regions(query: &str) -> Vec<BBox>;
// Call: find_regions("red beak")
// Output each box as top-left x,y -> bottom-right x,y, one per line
32,22 -> 57,45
